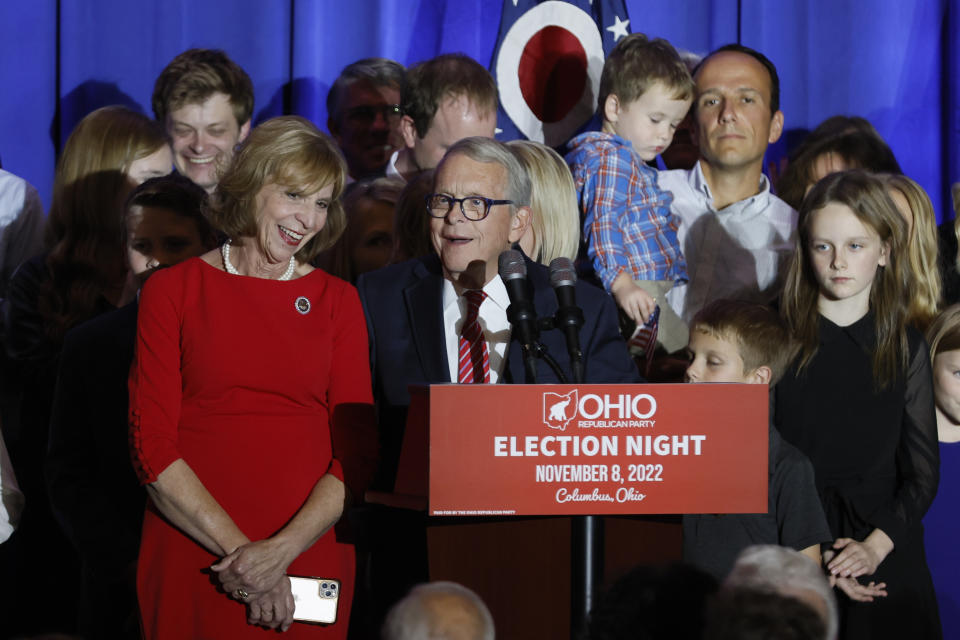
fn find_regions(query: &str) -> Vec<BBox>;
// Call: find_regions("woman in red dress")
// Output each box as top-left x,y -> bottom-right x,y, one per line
130,116 -> 375,637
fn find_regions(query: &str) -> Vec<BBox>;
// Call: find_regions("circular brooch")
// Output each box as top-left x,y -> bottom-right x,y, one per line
295,296 -> 311,315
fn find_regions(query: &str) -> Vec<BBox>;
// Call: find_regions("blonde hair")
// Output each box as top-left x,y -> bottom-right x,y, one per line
210,116 -> 347,263
927,304 -> 960,360
782,170 -> 910,389
879,174 -> 940,330
42,106 -> 168,341
507,140 -> 579,265
951,183 -> 960,278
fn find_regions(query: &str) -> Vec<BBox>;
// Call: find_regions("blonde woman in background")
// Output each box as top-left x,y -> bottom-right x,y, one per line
938,184 -> 960,305
922,304 -> 960,639
880,174 -> 941,329
508,140 -> 580,265
1,104 -> 171,637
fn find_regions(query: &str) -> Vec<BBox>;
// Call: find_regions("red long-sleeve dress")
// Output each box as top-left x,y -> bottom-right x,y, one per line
130,258 -> 372,638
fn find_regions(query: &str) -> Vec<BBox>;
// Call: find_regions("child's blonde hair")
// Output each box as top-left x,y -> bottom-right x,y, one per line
926,303 -> 960,360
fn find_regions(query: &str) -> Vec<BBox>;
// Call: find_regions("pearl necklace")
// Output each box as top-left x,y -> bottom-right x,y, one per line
221,241 -> 296,281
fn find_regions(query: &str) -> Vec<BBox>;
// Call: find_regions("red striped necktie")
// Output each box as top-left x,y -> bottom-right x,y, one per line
457,290 -> 489,384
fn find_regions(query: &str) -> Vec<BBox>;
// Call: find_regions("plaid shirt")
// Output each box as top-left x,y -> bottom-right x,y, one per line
566,132 -> 687,291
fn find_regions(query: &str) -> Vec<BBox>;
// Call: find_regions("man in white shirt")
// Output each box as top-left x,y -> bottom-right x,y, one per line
0,168 -> 44,300
0,423 -> 23,544
387,54 -> 497,182
659,45 -> 796,325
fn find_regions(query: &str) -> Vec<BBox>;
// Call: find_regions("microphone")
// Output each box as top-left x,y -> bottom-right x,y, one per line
498,249 -> 540,383
549,257 -> 585,384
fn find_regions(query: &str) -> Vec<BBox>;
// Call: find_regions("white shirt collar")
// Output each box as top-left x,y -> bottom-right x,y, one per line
385,149 -> 404,182
687,160 -> 773,212
441,274 -> 512,383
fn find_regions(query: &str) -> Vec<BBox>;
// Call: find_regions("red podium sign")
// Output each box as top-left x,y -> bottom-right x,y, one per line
427,384 -> 768,516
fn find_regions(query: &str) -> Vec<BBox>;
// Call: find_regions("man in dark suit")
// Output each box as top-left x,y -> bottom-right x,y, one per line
358,136 -> 639,488
354,136 -> 638,635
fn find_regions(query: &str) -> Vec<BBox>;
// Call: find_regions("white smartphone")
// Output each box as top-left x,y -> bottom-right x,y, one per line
290,575 -> 340,625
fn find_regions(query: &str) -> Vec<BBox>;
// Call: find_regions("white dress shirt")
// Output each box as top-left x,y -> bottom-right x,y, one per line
385,150 -> 405,182
659,161 -> 797,324
0,426 -> 23,544
442,275 -> 511,383
0,169 -> 44,299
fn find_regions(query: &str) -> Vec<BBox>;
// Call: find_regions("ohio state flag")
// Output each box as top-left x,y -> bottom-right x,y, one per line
491,0 -> 631,147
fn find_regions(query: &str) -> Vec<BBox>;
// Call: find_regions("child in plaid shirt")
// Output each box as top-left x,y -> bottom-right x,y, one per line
567,34 -> 693,353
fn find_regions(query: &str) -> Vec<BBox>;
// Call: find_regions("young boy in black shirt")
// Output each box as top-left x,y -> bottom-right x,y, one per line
683,299 -> 831,579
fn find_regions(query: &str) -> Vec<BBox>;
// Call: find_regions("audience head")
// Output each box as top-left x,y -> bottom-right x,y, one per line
506,140 -> 579,264
428,137 -> 530,290
588,563 -> 718,640
724,545 -> 837,640
598,33 -> 694,162
692,44 -> 783,175
778,116 -> 901,211
685,299 -> 795,385
392,169 -> 436,263
382,581 -> 494,640
400,54 -> 498,172
326,57 -> 406,180
879,173 -> 940,329
925,304 -> 960,433
43,105 -> 170,340
152,48 -> 254,192
783,170 -> 909,387
703,587 -> 827,640
660,50 -> 703,171
210,116 -> 347,265
124,174 -> 216,286
318,176 -> 403,282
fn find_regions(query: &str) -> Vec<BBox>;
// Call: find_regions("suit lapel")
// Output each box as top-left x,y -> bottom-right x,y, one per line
404,258 -> 451,383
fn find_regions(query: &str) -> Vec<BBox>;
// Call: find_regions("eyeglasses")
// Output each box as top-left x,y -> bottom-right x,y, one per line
343,104 -> 402,125
425,193 -> 515,221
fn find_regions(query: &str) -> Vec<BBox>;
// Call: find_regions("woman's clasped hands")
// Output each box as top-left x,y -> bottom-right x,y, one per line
212,537 -> 300,631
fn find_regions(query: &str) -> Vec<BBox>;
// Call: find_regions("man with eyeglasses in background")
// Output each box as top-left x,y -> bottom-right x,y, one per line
326,57 -> 406,182
387,53 -> 498,182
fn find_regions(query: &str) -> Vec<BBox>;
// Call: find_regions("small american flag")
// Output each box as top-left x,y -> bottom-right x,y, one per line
629,305 -> 659,376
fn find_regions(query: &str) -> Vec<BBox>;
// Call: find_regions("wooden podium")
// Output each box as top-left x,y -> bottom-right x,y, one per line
385,383 -> 768,639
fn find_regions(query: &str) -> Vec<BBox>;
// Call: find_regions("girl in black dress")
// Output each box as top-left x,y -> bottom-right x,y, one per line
776,170 -> 941,639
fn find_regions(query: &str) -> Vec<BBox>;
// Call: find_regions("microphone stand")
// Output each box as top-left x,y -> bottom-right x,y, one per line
544,259 -> 601,638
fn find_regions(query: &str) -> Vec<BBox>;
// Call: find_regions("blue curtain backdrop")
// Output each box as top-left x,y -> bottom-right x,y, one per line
0,0 -> 956,220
